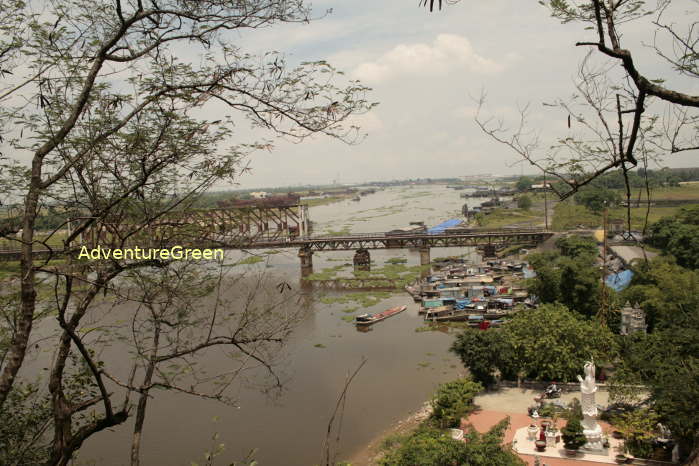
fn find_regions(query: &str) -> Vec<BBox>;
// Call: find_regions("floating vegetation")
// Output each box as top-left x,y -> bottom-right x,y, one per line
320,291 -> 393,308
223,255 -> 265,267
304,265 -> 349,281
384,257 -> 408,265
313,343 -> 326,348
341,315 -> 355,323
417,362 -> 430,368
264,249 -> 283,255
342,307 -> 359,314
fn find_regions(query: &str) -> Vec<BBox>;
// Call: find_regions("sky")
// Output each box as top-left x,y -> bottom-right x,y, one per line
6,1 -> 699,190
213,0 -> 699,189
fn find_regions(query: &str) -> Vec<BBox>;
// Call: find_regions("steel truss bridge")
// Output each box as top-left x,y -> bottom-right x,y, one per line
242,229 -> 551,251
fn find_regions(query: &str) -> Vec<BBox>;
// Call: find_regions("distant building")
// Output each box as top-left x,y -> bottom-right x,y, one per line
620,302 -> 647,335
250,191 -> 269,199
530,183 -> 552,192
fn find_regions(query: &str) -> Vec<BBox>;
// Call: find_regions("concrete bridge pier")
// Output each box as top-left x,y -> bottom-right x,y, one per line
353,248 -> 371,271
419,247 -> 430,266
298,247 -> 314,274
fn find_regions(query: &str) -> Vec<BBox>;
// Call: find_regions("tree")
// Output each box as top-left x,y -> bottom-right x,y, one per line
378,426 -> 469,466
612,408 -> 660,458
555,235 -> 598,260
0,1 -> 373,464
516,176 -> 534,192
561,418 -> 587,451
647,207 -> 699,269
431,378 -> 483,428
575,187 -> 621,213
452,304 -> 618,382
425,1 -> 699,201
517,194 -> 533,211
450,327 -> 515,386
526,249 -> 602,318
525,251 -> 563,303
379,418 -> 525,466
622,258 -> 699,330
613,268 -> 699,459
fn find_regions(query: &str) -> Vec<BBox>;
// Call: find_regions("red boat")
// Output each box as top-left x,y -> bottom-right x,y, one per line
355,305 -> 407,326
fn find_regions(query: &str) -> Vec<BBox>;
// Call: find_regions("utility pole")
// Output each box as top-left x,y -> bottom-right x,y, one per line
543,170 -> 548,231
598,203 -> 609,325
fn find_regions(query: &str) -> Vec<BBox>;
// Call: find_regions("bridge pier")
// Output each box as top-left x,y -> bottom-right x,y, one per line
483,244 -> 496,258
419,247 -> 430,266
298,247 -> 314,273
353,248 -> 371,271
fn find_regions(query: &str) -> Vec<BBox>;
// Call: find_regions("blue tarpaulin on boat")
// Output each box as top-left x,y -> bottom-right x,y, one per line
606,269 -> 634,292
455,299 -> 471,310
428,219 -> 463,234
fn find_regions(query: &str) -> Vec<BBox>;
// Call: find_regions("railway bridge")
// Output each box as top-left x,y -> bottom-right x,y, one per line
0,228 -> 552,270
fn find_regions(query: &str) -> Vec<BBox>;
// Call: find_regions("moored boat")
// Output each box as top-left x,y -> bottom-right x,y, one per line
355,305 -> 407,326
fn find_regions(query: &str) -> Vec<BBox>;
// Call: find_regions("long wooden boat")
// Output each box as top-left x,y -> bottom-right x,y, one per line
355,305 -> 407,326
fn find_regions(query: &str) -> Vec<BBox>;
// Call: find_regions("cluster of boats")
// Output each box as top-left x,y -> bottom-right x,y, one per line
353,260 -> 533,328
406,260 -> 533,326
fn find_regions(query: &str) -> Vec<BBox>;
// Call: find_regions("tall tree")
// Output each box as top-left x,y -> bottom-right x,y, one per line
0,1 -> 374,463
424,1 -> 699,200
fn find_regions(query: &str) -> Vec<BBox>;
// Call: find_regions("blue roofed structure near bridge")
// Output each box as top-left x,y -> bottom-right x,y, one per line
428,219 -> 463,234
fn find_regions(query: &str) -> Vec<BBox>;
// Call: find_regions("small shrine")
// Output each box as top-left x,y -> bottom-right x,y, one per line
620,301 -> 647,335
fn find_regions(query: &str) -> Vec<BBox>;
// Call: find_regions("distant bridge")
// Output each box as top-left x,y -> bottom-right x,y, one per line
0,228 -> 553,271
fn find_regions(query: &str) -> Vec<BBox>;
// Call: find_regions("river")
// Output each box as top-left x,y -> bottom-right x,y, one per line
79,184 -> 488,465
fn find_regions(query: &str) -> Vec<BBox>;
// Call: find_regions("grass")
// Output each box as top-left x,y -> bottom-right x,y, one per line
608,205 -> 697,229
552,199 -> 699,231
0,230 -> 69,251
623,184 -> 699,201
551,202 -> 603,231
476,207 -> 542,228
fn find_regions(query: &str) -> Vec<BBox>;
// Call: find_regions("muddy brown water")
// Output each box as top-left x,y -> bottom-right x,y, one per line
70,185 -> 490,465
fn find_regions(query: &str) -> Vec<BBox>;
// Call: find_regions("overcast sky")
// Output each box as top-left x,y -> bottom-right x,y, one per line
208,0 -> 696,190
7,1 -> 696,191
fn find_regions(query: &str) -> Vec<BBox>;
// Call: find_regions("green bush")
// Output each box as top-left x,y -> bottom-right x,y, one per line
517,195 -> 533,210
431,378 -> 483,428
561,418 -> 587,450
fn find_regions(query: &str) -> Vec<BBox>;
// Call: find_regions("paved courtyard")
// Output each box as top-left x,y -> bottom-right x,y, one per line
463,387 -> 625,466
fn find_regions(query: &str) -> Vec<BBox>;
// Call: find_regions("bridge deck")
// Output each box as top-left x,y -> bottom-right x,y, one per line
0,229 -> 553,261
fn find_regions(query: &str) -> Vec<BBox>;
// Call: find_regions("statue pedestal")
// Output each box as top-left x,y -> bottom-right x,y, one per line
582,417 -> 604,451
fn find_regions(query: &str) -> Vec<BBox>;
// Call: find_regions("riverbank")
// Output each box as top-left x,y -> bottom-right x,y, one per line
344,402 -> 434,466
346,386 -> 612,465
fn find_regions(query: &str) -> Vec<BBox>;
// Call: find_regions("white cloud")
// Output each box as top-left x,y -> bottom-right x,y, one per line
351,34 -> 504,84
